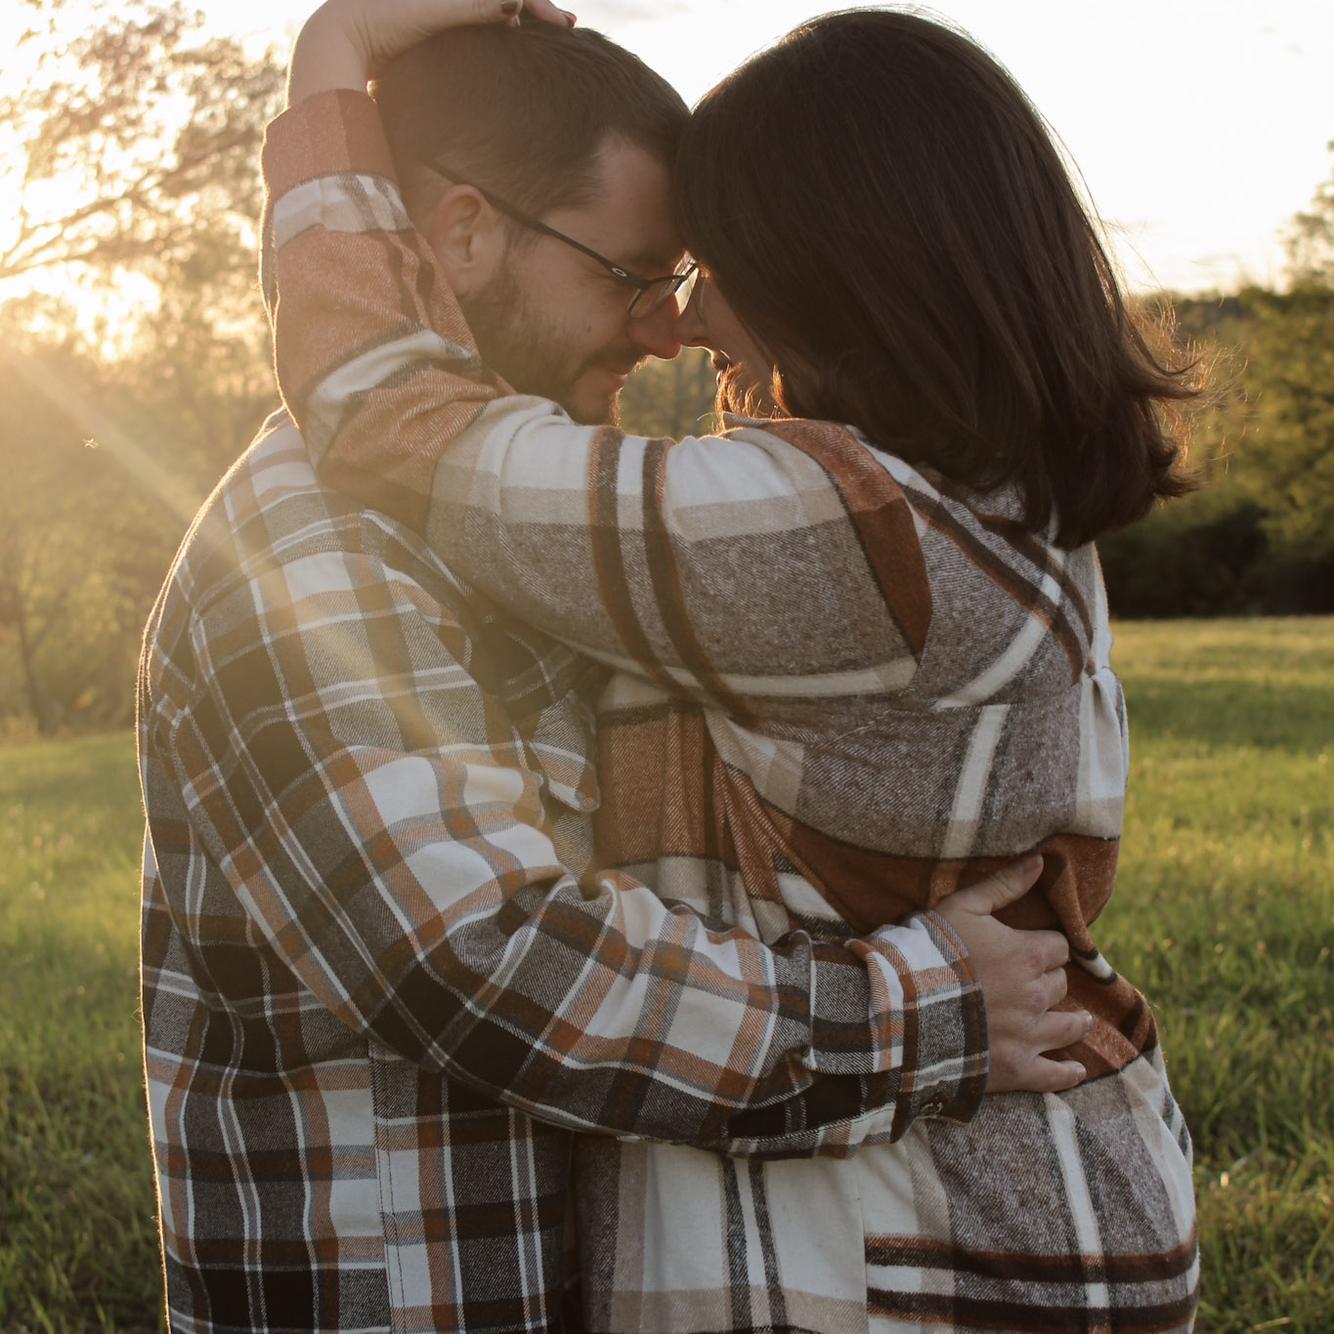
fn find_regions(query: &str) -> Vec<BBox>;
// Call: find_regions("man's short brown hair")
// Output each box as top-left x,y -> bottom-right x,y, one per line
372,21 -> 688,223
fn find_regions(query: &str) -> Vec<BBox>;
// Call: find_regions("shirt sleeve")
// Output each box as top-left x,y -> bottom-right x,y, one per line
261,91 -> 933,726
144,518 -> 986,1154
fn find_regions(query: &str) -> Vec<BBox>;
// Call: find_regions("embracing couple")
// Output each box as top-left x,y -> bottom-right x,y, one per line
137,1 -> 1199,1330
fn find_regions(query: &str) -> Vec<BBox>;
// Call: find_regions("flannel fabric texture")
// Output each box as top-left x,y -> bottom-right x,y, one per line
138,410 -> 991,1334
255,89 -> 1200,1333
139,416 -> 987,1333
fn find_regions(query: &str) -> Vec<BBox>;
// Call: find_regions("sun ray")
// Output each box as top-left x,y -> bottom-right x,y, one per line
7,345 -> 202,527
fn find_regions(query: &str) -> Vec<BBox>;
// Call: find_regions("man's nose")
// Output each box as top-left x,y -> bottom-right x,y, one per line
627,299 -> 683,361
672,290 -> 709,349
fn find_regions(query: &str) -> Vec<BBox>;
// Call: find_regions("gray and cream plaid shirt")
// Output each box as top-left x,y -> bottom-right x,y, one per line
246,88 -> 1200,1333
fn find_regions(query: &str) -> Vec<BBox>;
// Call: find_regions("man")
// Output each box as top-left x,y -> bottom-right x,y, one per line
139,12 -> 1070,1332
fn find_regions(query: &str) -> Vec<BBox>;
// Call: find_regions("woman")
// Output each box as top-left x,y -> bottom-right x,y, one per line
266,1 -> 1200,1328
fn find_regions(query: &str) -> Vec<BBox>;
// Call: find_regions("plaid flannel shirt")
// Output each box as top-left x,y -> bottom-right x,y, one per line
138,155 -> 988,1334
255,89 -> 1200,1333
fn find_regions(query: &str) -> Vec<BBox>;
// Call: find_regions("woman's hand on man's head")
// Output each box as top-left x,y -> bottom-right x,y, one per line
935,856 -> 1093,1096
288,0 -> 575,106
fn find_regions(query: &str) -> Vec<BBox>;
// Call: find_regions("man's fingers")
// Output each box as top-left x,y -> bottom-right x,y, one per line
1027,1058 -> 1088,1094
987,1046 -> 1089,1095
1038,966 -> 1068,1010
1039,930 -> 1071,971
1037,1008 -> 1093,1051
956,854 -> 1043,915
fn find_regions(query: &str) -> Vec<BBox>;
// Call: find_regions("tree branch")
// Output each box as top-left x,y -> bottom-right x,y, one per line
0,131 -> 259,280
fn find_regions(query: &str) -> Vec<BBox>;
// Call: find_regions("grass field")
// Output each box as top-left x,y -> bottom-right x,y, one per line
2,617 -> 1331,1332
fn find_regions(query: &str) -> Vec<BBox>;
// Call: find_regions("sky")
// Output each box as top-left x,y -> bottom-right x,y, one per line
6,0 -> 1334,294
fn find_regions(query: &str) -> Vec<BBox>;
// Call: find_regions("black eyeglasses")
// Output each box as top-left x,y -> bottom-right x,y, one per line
431,160 -> 697,318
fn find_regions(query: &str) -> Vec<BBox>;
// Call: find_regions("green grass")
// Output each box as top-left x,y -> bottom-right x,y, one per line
0,734 -> 164,1332
1,618 -> 1331,1331
1100,618 -> 1334,1332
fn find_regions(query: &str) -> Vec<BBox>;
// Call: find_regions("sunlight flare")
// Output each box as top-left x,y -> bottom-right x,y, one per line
7,347 -> 200,526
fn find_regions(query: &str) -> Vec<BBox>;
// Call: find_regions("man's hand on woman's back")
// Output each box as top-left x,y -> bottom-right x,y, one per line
936,856 -> 1092,1095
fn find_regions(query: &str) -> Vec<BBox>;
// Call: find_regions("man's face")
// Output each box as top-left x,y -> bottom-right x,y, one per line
458,135 -> 685,425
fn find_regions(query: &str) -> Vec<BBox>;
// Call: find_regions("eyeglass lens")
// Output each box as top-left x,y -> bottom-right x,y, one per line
628,266 -> 700,319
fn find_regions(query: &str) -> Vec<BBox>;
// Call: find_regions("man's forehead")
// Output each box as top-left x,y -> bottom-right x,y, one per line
564,134 -> 683,272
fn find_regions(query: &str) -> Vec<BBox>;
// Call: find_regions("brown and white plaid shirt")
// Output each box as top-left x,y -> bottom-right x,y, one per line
254,90 -> 1200,1333
137,142 -> 991,1334
138,419 -> 986,1333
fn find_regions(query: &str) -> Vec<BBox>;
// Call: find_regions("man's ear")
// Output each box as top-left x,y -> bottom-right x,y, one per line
421,186 -> 508,298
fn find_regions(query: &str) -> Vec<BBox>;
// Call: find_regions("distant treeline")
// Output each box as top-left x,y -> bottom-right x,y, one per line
1098,287 -> 1334,619
626,288 -> 1334,622
2,281 -> 1330,739
624,289 -> 1334,621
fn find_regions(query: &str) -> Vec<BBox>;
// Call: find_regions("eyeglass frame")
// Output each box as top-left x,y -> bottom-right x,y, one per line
429,159 -> 697,318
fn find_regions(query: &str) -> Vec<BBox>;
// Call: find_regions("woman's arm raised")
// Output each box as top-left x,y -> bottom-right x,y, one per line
264,94 -> 932,725
286,0 -> 573,103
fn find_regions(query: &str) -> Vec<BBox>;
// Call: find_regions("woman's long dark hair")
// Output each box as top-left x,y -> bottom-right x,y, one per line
675,9 -> 1198,548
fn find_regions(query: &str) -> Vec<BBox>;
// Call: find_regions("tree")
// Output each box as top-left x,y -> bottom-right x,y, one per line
1243,286 -> 1334,597
0,0 -> 285,730
1101,150 -> 1334,618
0,0 -> 283,319
1283,142 -> 1334,288
0,314 -> 133,732
1244,150 -> 1334,588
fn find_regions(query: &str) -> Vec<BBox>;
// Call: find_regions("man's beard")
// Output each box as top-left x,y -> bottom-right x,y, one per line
462,266 -> 642,427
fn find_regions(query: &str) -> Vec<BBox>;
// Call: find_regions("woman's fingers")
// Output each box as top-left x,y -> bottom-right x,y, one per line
291,0 -> 576,104
517,0 -> 576,26
348,0 -> 571,63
